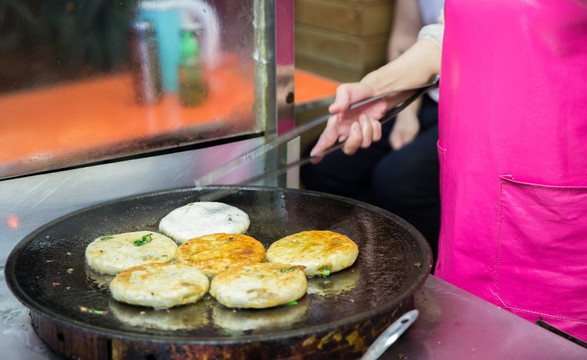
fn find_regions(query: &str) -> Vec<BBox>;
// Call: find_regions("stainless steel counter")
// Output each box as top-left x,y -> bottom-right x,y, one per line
382,276 -> 587,359
2,270 -> 585,359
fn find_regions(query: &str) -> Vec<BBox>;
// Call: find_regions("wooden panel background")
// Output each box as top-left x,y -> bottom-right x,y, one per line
295,0 -> 394,82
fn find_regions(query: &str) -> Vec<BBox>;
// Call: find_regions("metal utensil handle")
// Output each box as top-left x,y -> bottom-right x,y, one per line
360,309 -> 419,360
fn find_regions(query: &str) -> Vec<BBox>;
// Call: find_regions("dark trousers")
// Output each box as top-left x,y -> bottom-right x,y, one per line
300,95 -> 440,265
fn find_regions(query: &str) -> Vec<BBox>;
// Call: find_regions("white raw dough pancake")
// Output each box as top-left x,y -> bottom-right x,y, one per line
210,262 -> 307,309
175,233 -> 266,276
110,262 -> 209,309
159,202 -> 250,244
266,230 -> 359,276
85,231 -> 177,275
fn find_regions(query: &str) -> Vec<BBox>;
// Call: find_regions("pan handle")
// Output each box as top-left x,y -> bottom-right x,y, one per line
360,309 -> 419,360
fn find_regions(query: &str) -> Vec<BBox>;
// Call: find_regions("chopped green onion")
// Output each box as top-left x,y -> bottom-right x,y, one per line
80,306 -> 107,315
100,236 -> 113,240
285,301 -> 298,306
134,233 -> 153,246
321,268 -> 331,277
223,329 -> 242,336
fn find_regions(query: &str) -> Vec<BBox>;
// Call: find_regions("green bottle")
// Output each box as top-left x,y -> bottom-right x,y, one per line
178,29 -> 207,106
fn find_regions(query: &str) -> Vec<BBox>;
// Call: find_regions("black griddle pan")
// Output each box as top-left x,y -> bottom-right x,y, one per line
5,186 -> 431,359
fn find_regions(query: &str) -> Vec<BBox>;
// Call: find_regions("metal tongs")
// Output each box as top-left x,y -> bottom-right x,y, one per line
195,76 -> 439,195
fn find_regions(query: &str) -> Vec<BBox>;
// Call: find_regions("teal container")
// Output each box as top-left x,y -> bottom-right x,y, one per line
138,4 -> 182,93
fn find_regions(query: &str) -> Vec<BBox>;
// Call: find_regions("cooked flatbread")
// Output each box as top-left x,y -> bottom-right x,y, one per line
109,262 -> 209,309
85,231 -> 177,275
159,202 -> 250,244
266,230 -> 359,276
210,263 -> 307,309
175,233 -> 266,276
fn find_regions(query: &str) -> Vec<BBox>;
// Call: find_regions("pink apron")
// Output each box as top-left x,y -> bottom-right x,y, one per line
437,0 -> 587,340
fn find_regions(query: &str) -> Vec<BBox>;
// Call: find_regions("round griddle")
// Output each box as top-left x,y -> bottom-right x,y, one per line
5,186 -> 431,359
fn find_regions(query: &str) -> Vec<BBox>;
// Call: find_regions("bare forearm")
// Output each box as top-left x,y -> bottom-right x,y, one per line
362,38 -> 441,96
387,0 -> 423,61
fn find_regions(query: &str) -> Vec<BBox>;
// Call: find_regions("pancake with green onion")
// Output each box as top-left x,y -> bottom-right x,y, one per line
175,233 -> 266,276
110,262 -> 209,309
266,230 -> 358,276
85,231 -> 177,275
210,262 -> 307,309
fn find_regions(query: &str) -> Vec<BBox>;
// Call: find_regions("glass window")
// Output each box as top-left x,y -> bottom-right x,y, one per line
0,0 -> 265,179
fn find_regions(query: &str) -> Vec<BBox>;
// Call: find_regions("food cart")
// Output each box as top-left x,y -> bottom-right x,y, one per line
1,1 -> 585,359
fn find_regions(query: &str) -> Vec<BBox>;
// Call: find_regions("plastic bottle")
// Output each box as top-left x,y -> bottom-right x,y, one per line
178,27 -> 208,106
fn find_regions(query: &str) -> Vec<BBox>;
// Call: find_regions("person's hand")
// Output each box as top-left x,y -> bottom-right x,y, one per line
309,37 -> 441,161
389,109 -> 420,150
310,83 -> 388,160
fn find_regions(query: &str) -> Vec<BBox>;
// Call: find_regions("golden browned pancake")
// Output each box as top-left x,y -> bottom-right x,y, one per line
109,262 -> 209,309
210,263 -> 307,309
266,230 -> 359,276
85,231 -> 177,275
175,233 -> 266,276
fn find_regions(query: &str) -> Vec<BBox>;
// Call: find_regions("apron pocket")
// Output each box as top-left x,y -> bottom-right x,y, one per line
496,175 -> 587,321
